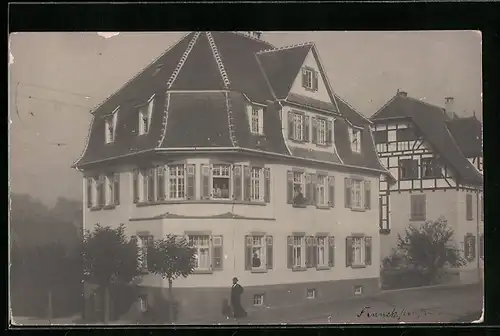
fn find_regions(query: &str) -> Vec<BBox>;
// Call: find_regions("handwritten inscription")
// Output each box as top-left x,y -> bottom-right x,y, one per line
356,306 -> 435,321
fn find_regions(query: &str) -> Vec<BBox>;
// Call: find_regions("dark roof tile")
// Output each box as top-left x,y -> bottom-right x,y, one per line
446,116 -> 482,158
287,93 -> 338,114
290,147 -> 341,163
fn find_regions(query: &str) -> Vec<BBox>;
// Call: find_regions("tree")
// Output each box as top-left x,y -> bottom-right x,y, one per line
393,216 -> 467,285
147,234 -> 196,322
82,224 -> 141,323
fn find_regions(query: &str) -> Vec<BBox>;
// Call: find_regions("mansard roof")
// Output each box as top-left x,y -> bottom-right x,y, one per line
371,93 -> 483,186
73,32 -> 386,175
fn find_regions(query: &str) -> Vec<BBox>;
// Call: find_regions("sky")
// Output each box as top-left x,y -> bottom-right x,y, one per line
8,31 -> 482,206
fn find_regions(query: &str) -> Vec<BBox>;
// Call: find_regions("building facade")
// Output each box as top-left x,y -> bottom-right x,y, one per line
73,31 -> 390,321
370,91 -> 483,285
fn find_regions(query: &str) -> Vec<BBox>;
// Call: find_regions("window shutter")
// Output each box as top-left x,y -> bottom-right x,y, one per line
311,174 -> 318,205
305,236 -> 313,268
364,181 -> 371,210
471,235 -> 476,260
114,174 -> 120,205
464,235 -> 470,260
98,175 -> 105,207
288,112 -> 294,139
258,109 -> 264,135
243,166 -> 251,201
233,165 -> 242,201
328,236 -> 335,267
345,237 -> 353,267
466,194 -> 473,220
365,236 -> 372,266
326,120 -> 333,145
264,168 -> 271,203
157,167 -> 165,201
306,174 -> 313,205
311,117 -> 318,144
186,164 -> 196,200
328,176 -> 335,207
312,237 -> 318,267
212,236 -> 223,271
132,170 -> 139,203
147,169 -> 155,202
245,236 -> 252,270
313,71 -> 319,91
345,178 -> 352,208
286,171 -> 293,204
201,165 -> 210,199
304,116 -> 310,142
266,236 -> 273,269
86,178 -> 93,208
287,236 -> 293,269
302,68 -> 308,88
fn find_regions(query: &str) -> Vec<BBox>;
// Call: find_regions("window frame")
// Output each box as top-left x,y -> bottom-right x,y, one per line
316,174 -> 328,206
292,112 -> 305,141
168,164 -> 186,200
303,68 -> 314,90
250,167 -> 264,202
351,179 -> 364,210
316,118 -> 327,145
212,164 -> 232,200
410,194 -> 426,221
188,234 -> 212,271
292,236 -> 306,268
421,157 -> 440,179
306,288 -> 316,299
316,236 -> 329,268
352,236 -> 365,267
349,128 -> 361,153
400,159 -> 419,180
250,235 -> 266,271
253,294 -> 264,306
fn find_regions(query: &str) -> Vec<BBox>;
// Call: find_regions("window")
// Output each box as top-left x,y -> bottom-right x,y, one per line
400,159 -> 418,180
464,234 -> 476,261
293,113 -> 304,141
249,107 -> 263,135
105,175 -> 115,206
212,165 -> 231,199
292,236 -> 305,268
86,177 -> 95,208
466,194 -> 473,221
373,130 -> 388,144
312,117 -> 333,146
138,97 -> 154,135
301,67 -> 318,91
253,294 -> 264,306
345,178 -> 371,210
316,237 -> 328,267
245,235 -> 273,271
346,236 -> 372,267
317,118 -> 327,145
250,167 -> 263,201
354,285 -> 364,295
138,295 -> 148,313
292,172 -> 306,205
351,180 -> 363,209
316,175 -> 328,206
410,194 -> 426,221
349,128 -> 361,153
189,235 -> 211,270
352,237 -> 364,266
306,289 -> 316,299
169,165 -> 185,200
104,111 -> 117,144
139,168 -> 156,202
421,158 -> 440,178
136,234 -> 153,271
396,127 -> 417,142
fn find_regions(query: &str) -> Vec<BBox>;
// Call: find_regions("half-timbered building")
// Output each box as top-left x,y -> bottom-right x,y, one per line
73,31 -> 391,322
370,91 -> 483,285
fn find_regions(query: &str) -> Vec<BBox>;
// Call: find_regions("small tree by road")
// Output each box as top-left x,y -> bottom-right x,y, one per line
82,224 -> 141,323
147,234 -> 196,322
382,217 -> 467,288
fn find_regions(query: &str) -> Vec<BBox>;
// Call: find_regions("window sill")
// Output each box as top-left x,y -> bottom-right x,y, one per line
289,139 -> 307,144
292,204 -> 308,208
316,205 -> 330,210
316,265 -> 331,271
350,208 -> 366,212
379,228 -> 391,235
102,204 -> 116,210
292,267 -> 307,272
136,199 -> 267,207
315,143 -> 330,148
193,269 -> 213,274
351,264 -> 366,269
409,218 -> 426,222
89,206 -> 102,212
250,268 -> 268,274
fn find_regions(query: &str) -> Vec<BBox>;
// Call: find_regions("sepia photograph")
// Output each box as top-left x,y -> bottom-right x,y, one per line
8,30 -> 483,326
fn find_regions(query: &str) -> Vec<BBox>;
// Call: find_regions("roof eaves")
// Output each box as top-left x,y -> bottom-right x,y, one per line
310,44 -> 342,115
166,32 -> 201,89
91,32 -> 192,115
156,92 -> 171,148
71,115 -> 95,169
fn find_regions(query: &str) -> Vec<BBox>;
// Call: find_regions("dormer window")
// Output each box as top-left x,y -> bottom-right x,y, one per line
302,67 -> 319,92
104,107 -> 119,144
349,127 -> 361,153
248,105 -> 264,135
138,96 -> 154,135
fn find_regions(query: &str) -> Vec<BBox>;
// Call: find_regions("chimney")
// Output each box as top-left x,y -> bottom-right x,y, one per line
396,89 -> 407,97
242,31 -> 262,39
444,96 -> 456,119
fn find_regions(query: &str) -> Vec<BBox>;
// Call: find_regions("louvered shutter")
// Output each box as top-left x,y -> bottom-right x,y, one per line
471,235 -> 476,260
365,236 -> 372,265
326,120 -> 333,145
243,166 -> 251,201
312,117 -> 318,144
346,237 -> 353,267
186,164 -> 195,200
464,235 -> 470,260
264,168 -> 271,203
266,236 -> 273,269
157,167 -> 165,201
345,178 -> 352,208
132,170 -> 139,203
306,174 -> 314,205
233,165 -> 242,201
313,71 -> 319,91
304,115 -> 310,142
328,176 -> 335,207
306,236 -> 313,268
147,169 -> 155,202
245,236 -> 252,270
201,165 -> 210,199
212,236 -> 223,271
312,237 -> 318,267
98,175 -> 105,207
286,171 -> 294,204
86,178 -> 93,208
364,181 -> 371,210
328,236 -> 335,267
302,68 -> 308,88
466,194 -> 473,220
311,174 -> 318,205
287,236 -> 293,269
288,111 -> 294,139
114,174 -> 120,205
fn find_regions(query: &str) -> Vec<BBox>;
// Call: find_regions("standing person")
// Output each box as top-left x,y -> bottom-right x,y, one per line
230,277 -> 247,318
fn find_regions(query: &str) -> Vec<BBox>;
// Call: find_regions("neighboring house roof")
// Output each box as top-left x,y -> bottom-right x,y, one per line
74,32 -> 386,175
370,93 -> 483,186
446,116 -> 483,158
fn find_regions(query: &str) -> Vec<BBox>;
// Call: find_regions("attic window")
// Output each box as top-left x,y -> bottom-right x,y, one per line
302,67 -> 318,92
138,96 -> 154,135
248,105 -> 264,135
105,108 -> 119,144
349,127 -> 361,153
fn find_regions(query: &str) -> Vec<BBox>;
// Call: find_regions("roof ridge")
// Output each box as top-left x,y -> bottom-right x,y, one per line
156,92 -> 171,147
230,31 -> 275,49
206,32 -> 231,89
166,32 -> 201,89
224,91 -> 238,147
256,42 -> 314,54
370,95 -> 397,120
404,95 -> 447,113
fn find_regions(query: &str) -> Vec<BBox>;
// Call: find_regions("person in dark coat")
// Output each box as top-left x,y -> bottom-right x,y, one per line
230,277 -> 247,318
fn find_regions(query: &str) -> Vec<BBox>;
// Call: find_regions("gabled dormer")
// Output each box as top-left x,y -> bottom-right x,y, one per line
104,106 -> 119,144
138,95 -> 155,136
348,126 -> 362,153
